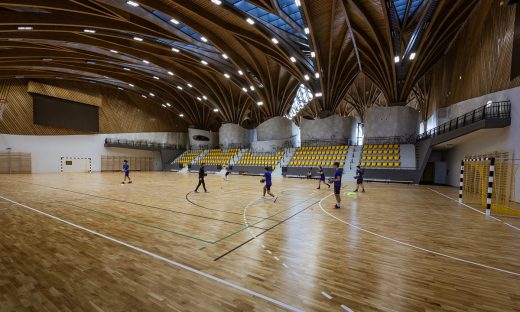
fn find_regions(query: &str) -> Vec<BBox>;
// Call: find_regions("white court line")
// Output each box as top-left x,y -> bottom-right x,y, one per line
427,188 -> 520,231
318,193 -> 520,277
0,194 -> 304,312
321,291 -> 332,300
341,304 -> 354,312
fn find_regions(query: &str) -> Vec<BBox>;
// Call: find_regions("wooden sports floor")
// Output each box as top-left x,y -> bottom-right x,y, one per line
0,172 -> 519,312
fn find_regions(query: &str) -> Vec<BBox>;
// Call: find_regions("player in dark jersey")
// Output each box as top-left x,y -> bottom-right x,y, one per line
332,162 -> 342,209
121,160 -> 132,184
194,163 -> 208,193
262,166 -> 277,201
316,166 -> 330,189
354,165 -> 365,192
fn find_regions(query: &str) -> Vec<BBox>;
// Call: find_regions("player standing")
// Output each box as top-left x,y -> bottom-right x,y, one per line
223,164 -> 231,181
332,162 -> 342,209
354,165 -> 365,192
316,166 -> 330,189
194,163 -> 208,193
121,160 -> 132,184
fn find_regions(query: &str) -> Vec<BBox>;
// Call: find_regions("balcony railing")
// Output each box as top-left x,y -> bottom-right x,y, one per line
104,138 -> 185,150
417,101 -> 511,141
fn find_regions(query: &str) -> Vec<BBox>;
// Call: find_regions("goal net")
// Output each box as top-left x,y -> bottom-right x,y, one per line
462,152 -> 520,216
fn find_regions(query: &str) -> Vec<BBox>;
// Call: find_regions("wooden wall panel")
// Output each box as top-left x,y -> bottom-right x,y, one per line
28,81 -> 102,107
0,79 -> 186,134
427,1 -> 520,113
0,152 -> 31,174
100,156 -> 153,172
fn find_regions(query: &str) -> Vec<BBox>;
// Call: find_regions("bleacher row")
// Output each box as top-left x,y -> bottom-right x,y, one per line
289,145 -> 348,168
196,148 -> 240,165
236,151 -> 284,166
176,150 -> 203,167
362,144 -> 401,168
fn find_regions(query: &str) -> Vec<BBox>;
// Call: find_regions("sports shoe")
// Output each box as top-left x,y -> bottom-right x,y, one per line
353,190 -> 358,192
274,196 -> 278,202
128,181 -> 132,184
328,184 -> 331,188
334,204 -> 340,209
317,187 -> 320,189
362,190 -> 365,193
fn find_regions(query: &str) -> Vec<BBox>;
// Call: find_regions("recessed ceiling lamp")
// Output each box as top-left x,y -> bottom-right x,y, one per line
409,52 -> 416,60
394,56 -> 400,63
133,37 -> 143,41
201,36 -> 208,42
170,18 -> 180,24
83,29 -> 96,33
201,60 -> 208,65
127,1 -> 139,7
271,38 -> 279,44
290,57 -> 297,63
211,0 -> 222,4
153,76 -> 160,80
257,101 -> 264,106
171,48 -> 180,53
246,18 -> 255,25
17,26 -> 33,30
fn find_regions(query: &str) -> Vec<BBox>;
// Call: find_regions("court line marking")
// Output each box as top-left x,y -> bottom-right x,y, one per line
318,193 -> 520,277
0,194 -> 303,312
321,291 -> 332,300
427,188 -> 520,231
341,304 -> 354,312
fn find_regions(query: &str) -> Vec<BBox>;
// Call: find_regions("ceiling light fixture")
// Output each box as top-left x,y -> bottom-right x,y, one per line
304,75 -> 310,81
179,113 -> 184,117
133,36 -> 143,41
187,83 -> 193,88
110,49 -> 118,53
315,72 -> 320,79
149,93 -> 155,97
394,56 -> 400,63
246,18 -> 255,25
197,97 -> 202,101
224,73 -> 230,78
409,52 -> 416,60
315,92 -> 322,97
142,59 -> 149,64
127,1 -> 139,7
153,76 -> 160,80
238,70 -> 244,75
304,27 -> 309,34
211,0 -> 222,4
201,60 -> 208,65
168,71 -> 174,76
170,18 -> 180,24
201,36 -> 208,42
222,53 -> 228,59
271,38 -> 279,44
310,51 -> 315,58
202,95 -> 208,100
250,86 -> 255,91
171,47 -> 180,53
290,56 -> 297,63
17,26 -> 33,30
166,103 -> 171,107
129,83 -> 134,87
123,67 -> 131,71
257,101 -> 263,106
213,108 -> 219,112
177,86 -> 183,90
83,29 -> 96,33
242,87 -> 248,92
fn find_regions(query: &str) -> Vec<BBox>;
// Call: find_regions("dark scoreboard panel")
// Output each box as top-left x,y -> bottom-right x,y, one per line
32,93 -> 99,132
513,2 -> 520,80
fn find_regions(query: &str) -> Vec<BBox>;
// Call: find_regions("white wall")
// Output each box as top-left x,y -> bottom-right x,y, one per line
0,132 -> 170,173
364,106 -> 420,139
443,85 -> 520,202
219,123 -> 250,147
188,128 -> 218,149
300,115 -> 358,143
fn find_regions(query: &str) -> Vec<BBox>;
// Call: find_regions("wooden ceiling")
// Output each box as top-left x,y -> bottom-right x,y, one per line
0,0 -> 478,129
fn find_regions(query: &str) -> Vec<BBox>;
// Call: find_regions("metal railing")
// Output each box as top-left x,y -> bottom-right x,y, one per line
104,138 -> 185,150
363,135 -> 416,145
417,101 -> 511,141
301,139 -> 351,147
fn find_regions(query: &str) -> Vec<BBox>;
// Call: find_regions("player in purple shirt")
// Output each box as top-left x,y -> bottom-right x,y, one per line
121,160 -> 132,184
332,162 -> 342,209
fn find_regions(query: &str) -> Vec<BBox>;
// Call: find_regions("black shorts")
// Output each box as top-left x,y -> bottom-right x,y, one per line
265,184 -> 272,191
357,178 -> 363,185
225,172 -> 230,176
334,186 -> 341,194
124,171 -> 130,177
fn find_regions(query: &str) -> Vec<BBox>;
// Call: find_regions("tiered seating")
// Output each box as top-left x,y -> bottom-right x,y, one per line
236,151 -> 284,167
288,145 -> 348,167
196,148 -> 240,165
176,150 -> 203,167
361,144 -> 401,168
